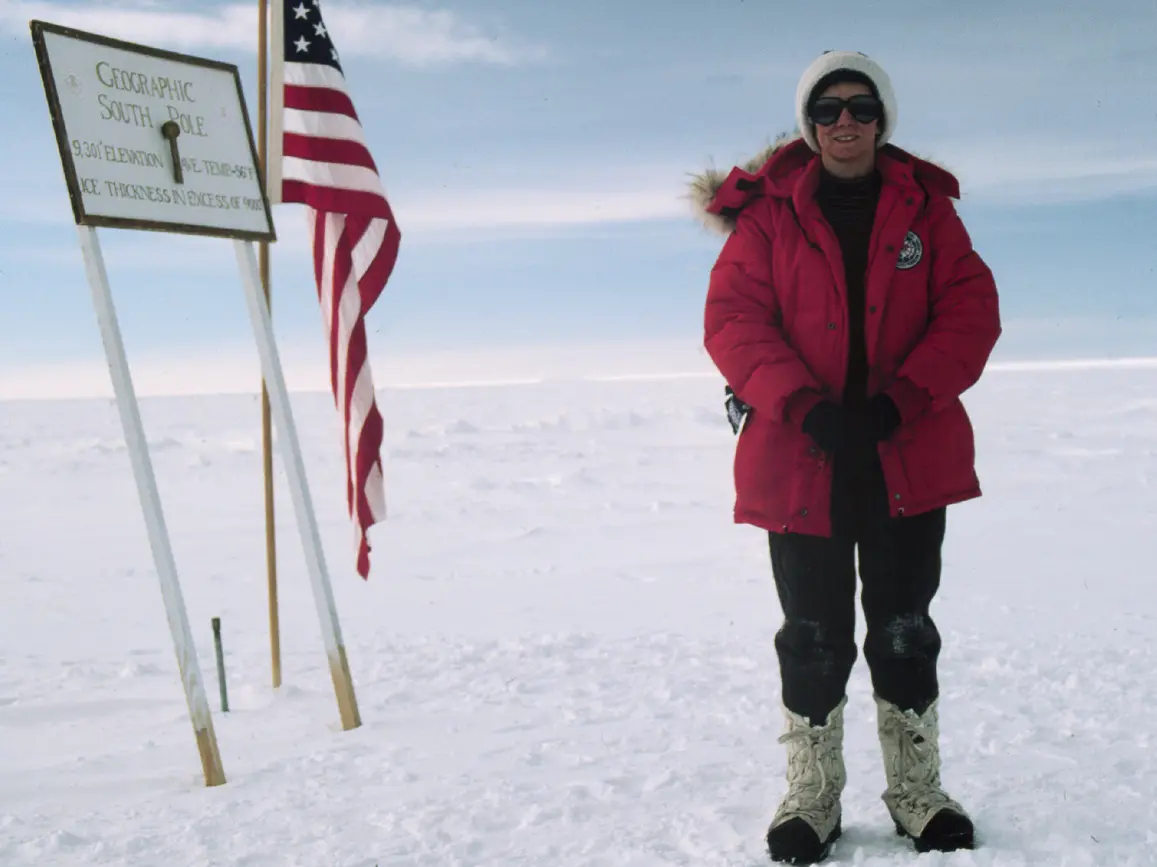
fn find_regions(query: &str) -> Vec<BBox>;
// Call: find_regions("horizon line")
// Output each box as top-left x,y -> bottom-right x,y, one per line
3,354 -> 1156,403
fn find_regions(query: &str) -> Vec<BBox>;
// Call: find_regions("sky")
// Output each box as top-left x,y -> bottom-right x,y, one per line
0,0 -> 1155,398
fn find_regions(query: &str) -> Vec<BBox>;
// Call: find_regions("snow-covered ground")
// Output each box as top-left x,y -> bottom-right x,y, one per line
1,358 -> 1155,865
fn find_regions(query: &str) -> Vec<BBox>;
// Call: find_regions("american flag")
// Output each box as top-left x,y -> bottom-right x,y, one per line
268,0 -> 401,579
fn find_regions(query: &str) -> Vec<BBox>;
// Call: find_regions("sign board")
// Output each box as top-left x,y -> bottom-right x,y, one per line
31,20 -> 275,242
28,21 -> 360,789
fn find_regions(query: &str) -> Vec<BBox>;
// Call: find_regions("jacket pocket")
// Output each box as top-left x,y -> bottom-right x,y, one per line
734,416 -> 812,519
892,400 -> 977,507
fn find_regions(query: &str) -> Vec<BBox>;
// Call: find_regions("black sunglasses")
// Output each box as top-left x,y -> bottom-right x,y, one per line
809,95 -> 883,126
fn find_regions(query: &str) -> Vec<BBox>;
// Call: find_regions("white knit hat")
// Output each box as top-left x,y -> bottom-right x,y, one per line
795,51 -> 897,153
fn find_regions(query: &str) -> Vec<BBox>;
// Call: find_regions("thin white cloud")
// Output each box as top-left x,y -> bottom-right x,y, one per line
323,5 -> 544,66
0,208 -> 261,272
0,183 -> 687,259
926,140 -> 1157,205
386,187 -> 686,231
5,155 -> 1151,245
3,0 -> 542,65
7,134 -> 1153,249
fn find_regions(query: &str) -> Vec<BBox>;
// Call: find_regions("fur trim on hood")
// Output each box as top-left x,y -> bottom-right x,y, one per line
687,132 -> 959,236
687,131 -> 801,236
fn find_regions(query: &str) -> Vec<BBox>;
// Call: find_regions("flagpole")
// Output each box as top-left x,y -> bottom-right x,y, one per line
258,0 -> 281,690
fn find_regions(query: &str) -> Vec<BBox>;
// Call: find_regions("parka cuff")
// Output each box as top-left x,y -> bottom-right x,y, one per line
783,388 -> 825,426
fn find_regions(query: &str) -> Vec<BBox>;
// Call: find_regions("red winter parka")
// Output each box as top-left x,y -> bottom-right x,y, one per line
698,135 -> 1001,536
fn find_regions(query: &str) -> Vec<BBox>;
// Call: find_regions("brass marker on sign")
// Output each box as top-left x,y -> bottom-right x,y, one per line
160,120 -> 184,184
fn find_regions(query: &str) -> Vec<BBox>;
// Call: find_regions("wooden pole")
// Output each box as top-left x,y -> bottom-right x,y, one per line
257,0 -> 281,690
212,617 -> 229,712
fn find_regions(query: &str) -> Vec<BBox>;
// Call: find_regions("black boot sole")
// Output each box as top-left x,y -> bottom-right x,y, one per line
767,816 -> 842,864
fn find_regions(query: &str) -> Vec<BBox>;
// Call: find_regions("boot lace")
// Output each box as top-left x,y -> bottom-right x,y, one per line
879,709 -> 960,819
776,723 -> 842,825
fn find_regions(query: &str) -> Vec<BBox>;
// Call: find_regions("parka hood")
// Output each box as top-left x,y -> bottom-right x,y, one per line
688,131 -> 961,236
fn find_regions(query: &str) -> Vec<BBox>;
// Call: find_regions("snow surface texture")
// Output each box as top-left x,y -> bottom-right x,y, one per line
1,365 -> 1155,866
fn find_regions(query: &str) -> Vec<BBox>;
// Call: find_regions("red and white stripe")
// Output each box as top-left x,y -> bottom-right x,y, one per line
269,12 -> 401,580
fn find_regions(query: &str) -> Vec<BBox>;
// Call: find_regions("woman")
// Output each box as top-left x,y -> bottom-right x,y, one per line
691,51 -> 1001,863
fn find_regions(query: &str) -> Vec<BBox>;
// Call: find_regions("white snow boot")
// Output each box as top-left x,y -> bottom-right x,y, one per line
766,697 -> 846,864
874,694 -> 974,852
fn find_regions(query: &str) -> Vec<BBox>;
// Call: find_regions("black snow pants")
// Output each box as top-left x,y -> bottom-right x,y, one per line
769,450 -> 946,726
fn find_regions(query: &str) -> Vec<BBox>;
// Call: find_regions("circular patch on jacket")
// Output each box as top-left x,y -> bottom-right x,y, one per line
896,231 -> 923,269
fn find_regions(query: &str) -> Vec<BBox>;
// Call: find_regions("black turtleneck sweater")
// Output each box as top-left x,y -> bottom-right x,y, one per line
814,167 -> 882,412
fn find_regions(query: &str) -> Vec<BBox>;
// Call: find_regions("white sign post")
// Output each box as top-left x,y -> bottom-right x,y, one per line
31,19 -> 362,786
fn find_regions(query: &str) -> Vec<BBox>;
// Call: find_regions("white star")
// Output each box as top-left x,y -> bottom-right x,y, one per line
294,36 -> 310,53
331,47 -> 340,62
314,22 -> 327,38
293,2 -> 309,19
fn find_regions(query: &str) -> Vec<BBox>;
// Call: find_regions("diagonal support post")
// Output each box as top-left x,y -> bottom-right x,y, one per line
77,224 -> 227,785
233,239 -> 361,730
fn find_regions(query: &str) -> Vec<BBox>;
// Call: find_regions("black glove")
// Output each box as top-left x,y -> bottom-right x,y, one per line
864,393 -> 901,442
724,386 -> 751,434
801,401 -> 846,453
